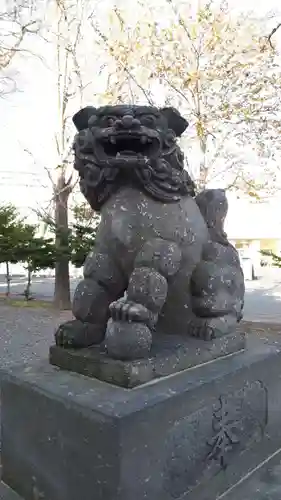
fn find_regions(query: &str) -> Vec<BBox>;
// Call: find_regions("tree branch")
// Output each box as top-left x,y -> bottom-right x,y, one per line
268,23 -> 281,49
90,18 -> 155,105
0,19 -> 40,70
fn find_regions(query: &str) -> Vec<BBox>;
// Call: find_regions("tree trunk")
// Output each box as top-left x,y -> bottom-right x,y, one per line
198,137 -> 208,191
24,267 -> 32,300
198,166 -> 208,191
53,171 -> 71,309
5,261 -> 11,297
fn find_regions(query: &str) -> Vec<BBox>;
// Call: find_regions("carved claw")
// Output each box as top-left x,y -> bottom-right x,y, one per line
188,320 -> 215,341
188,316 -> 236,340
109,298 -> 151,323
106,298 -> 157,359
55,319 -> 105,348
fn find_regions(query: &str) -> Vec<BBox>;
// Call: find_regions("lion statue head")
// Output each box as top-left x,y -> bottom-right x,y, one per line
72,104 -> 196,211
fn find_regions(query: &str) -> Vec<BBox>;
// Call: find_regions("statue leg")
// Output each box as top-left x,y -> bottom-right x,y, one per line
188,314 -> 240,340
105,238 -> 182,360
190,260 -> 244,340
55,250 -> 127,348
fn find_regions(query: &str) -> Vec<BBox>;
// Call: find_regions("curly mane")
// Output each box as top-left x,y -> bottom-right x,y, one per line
74,140 -> 195,212
72,104 -> 196,211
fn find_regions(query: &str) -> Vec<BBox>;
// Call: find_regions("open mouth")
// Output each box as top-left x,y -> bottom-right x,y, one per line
97,133 -> 160,160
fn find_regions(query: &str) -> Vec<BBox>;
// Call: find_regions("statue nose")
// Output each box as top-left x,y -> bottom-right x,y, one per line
119,115 -> 141,129
122,115 -> 134,128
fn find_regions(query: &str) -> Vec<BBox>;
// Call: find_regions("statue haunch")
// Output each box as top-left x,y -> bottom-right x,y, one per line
55,104 -> 244,360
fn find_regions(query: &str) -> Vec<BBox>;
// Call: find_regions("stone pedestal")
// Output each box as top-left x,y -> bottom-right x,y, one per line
222,449 -> 281,500
0,481 -> 23,500
50,331 -> 245,388
2,335 -> 281,500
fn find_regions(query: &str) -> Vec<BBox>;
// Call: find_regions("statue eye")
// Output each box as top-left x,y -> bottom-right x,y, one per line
88,115 -> 98,127
107,116 -> 116,126
140,115 -> 156,127
100,116 -> 116,127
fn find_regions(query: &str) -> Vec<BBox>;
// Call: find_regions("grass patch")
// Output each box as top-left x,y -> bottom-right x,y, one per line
0,296 -> 54,309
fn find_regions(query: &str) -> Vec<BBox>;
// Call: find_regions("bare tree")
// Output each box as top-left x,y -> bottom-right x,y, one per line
17,0 -> 103,309
40,0 -> 89,309
91,0 -> 281,194
0,0 -> 41,95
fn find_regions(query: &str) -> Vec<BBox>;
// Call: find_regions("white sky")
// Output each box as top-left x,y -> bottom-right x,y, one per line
1,0 -> 281,220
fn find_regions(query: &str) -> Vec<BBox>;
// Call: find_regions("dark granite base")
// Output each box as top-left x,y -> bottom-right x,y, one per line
0,481 -> 23,499
3,452 -> 281,500
2,339 -> 281,500
222,449 -> 281,500
2,335 -> 281,500
49,330 -> 245,388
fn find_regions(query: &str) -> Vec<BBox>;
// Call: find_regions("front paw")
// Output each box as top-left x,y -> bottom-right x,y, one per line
188,319 -> 215,341
105,319 -> 152,360
188,316 -> 235,340
55,319 -> 105,348
109,298 -> 157,326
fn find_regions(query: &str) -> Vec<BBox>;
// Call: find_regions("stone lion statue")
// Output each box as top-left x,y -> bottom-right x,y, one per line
55,104 -> 244,360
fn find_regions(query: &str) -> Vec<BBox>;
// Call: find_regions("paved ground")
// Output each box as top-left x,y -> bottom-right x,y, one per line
244,279 -> 281,322
0,306 -> 72,371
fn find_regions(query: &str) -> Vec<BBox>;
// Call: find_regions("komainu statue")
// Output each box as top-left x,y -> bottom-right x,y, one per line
55,104 -> 244,360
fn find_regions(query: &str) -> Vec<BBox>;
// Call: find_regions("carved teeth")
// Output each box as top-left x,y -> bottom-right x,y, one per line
116,152 -> 121,158
110,136 -> 116,144
141,135 -> 147,144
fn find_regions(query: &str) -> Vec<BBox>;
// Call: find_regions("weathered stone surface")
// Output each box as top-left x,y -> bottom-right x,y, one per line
2,335 -> 281,500
55,104 -> 245,360
0,481 -> 23,500
222,450 -> 281,500
50,330 -> 245,388
104,318 -> 153,361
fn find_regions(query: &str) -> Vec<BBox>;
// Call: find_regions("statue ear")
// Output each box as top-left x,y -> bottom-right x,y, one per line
72,106 -> 97,131
161,107 -> 189,137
